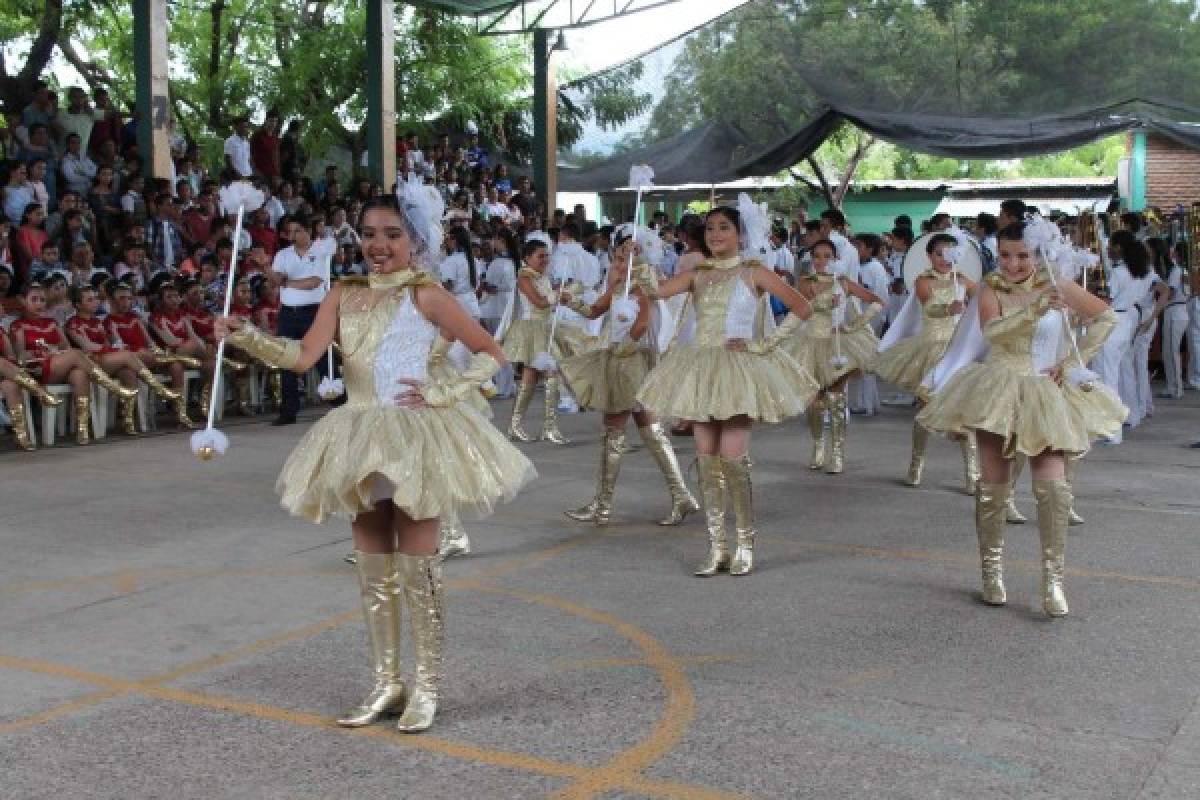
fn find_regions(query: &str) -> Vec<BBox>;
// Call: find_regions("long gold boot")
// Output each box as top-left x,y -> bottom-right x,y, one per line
975,483 -> 1008,605
136,367 -> 181,402
1065,457 -> 1084,526
439,508 -> 471,559
12,368 -> 61,406
199,381 -> 215,418
8,402 -> 35,450
960,433 -> 981,495
1006,454 -> 1028,524
1033,478 -> 1071,617
807,398 -> 827,470
171,395 -> 197,429
84,361 -> 138,401
155,348 -> 203,369
724,455 -> 756,576
906,421 -> 928,486
337,552 -> 407,727
541,376 -> 570,445
639,422 -> 700,526
118,394 -> 139,436
395,555 -> 444,733
234,373 -> 253,416
825,390 -> 847,475
694,454 -> 730,576
507,381 -> 534,442
269,370 -> 283,409
564,427 -> 623,525
75,395 -> 91,445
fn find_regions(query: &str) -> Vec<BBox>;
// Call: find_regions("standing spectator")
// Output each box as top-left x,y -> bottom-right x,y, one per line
280,120 -> 305,180
87,89 -> 122,160
223,116 -> 254,178
315,164 -> 339,204
21,81 -> 59,138
147,194 -> 184,270
120,106 -> 140,159
493,163 -> 512,193
61,133 -> 98,196
465,131 -> 487,170
269,214 -> 331,425
250,110 -> 282,180
59,87 -> 98,154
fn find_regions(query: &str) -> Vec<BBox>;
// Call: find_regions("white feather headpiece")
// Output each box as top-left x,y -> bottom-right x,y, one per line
615,223 -> 665,268
736,192 -> 770,258
524,230 -> 553,251
218,181 -> 266,216
628,164 -> 655,189
396,174 -> 446,269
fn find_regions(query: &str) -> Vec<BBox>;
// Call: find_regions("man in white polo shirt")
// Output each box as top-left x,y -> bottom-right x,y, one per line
223,116 -> 253,178
270,213 -> 334,424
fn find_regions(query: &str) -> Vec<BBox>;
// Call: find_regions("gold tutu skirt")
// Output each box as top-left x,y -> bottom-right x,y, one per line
276,403 -> 536,523
502,319 -> 591,364
917,363 -> 1127,456
875,336 -> 947,393
560,346 -> 650,413
636,344 -> 818,424
786,328 -> 878,387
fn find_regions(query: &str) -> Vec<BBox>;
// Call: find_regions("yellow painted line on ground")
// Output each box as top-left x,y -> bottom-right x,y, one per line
552,654 -> 743,672
830,666 -> 897,689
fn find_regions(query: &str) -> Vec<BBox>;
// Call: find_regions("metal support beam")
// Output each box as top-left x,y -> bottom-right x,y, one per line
132,0 -> 172,181
532,28 -> 558,220
1130,130 -> 1147,212
366,0 -> 397,188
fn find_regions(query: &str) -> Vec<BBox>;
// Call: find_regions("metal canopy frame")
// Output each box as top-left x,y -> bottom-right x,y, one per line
407,0 -> 682,35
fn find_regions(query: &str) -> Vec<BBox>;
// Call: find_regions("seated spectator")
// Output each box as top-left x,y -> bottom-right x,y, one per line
29,241 -> 63,279
14,202 -> 48,282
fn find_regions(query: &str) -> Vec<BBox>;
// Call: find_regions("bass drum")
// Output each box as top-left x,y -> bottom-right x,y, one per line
902,230 -> 984,290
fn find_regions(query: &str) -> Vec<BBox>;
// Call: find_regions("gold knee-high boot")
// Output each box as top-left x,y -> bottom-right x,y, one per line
137,368 -> 181,402
84,361 -> 138,401
639,422 -> 699,526
12,368 -> 61,406
724,455 -> 756,576
1065,457 -> 1084,526
439,508 -> 471,559
507,381 -> 534,442
269,370 -> 283,408
235,373 -> 253,415
541,376 -> 569,444
75,394 -> 91,445
694,454 -> 730,576
1033,478 -> 1071,617
906,421 -> 929,486
825,391 -> 847,474
8,402 -> 35,450
807,397 -> 827,470
118,393 -> 139,435
337,552 -> 407,727
395,555 -> 445,733
1006,454 -> 1028,524
975,483 -> 1008,605
199,381 -> 214,418
565,427 -> 623,525
960,433 -> 980,495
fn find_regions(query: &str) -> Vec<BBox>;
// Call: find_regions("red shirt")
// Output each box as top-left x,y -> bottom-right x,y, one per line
153,309 -> 191,342
254,301 -> 279,334
247,225 -> 277,257
106,311 -> 150,351
15,226 -> 48,277
180,209 -> 212,247
66,314 -> 117,352
183,306 -> 215,342
249,129 -> 280,178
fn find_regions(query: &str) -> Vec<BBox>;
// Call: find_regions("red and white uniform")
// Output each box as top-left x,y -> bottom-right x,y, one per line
106,312 -> 152,352
67,315 -> 119,354
152,309 -> 192,345
9,316 -> 66,381
183,307 -> 215,343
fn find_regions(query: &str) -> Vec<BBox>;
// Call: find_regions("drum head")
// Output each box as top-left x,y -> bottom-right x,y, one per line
902,231 -> 984,290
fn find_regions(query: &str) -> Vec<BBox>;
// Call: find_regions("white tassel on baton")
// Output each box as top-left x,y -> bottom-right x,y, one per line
316,248 -> 344,399
620,165 -> 655,314
191,181 -> 265,461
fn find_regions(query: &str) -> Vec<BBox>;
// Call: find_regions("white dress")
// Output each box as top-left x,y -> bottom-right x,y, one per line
438,251 -> 481,319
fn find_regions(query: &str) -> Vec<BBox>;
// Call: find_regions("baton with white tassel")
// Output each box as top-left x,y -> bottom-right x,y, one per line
316,247 -> 344,399
191,181 -> 265,460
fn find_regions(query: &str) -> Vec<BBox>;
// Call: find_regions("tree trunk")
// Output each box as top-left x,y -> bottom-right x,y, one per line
805,155 -> 836,209
0,0 -> 64,112
832,134 -> 876,209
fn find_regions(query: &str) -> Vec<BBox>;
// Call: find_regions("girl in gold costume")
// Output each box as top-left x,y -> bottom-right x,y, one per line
636,201 -> 818,576
499,234 -> 571,444
559,225 -> 699,527
876,233 -> 980,491
918,219 -> 1124,617
215,181 -> 534,732
786,240 -> 884,475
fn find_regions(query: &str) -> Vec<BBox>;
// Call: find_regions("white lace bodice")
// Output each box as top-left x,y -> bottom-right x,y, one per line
1030,309 -> 1064,374
724,276 -> 759,340
373,294 -> 436,403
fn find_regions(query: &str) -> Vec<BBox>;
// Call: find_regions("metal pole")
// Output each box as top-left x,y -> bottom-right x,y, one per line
532,28 -> 558,222
366,0 -> 397,189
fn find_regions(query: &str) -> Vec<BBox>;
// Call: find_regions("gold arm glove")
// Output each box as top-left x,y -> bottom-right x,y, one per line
1076,308 -> 1117,363
565,295 -> 595,317
982,303 -> 1040,346
226,323 -> 302,370
844,302 -> 883,332
420,351 -> 500,408
746,312 -> 804,355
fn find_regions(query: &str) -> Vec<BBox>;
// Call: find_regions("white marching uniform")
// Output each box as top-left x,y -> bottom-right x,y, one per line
1091,263 -> 1146,441
549,241 -> 601,412
438,251 -> 481,319
849,257 -> 891,414
1189,286 -> 1200,390
1119,272 -> 1161,427
481,256 -> 518,396
1161,265 -> 1190,397
828,230 -> 860,282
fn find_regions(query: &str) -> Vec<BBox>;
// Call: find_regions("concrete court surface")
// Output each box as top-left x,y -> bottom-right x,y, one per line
1,388 -> 1198,800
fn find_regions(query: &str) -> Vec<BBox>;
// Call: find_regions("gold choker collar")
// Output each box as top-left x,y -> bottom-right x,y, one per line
368,269 -> 435,289
700,256 -> 741,271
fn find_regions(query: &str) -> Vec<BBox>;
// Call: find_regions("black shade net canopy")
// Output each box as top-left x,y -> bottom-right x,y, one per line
559,0 -> 1200,190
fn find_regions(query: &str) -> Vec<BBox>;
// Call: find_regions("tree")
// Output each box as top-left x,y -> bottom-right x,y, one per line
0,0 -> 63,112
